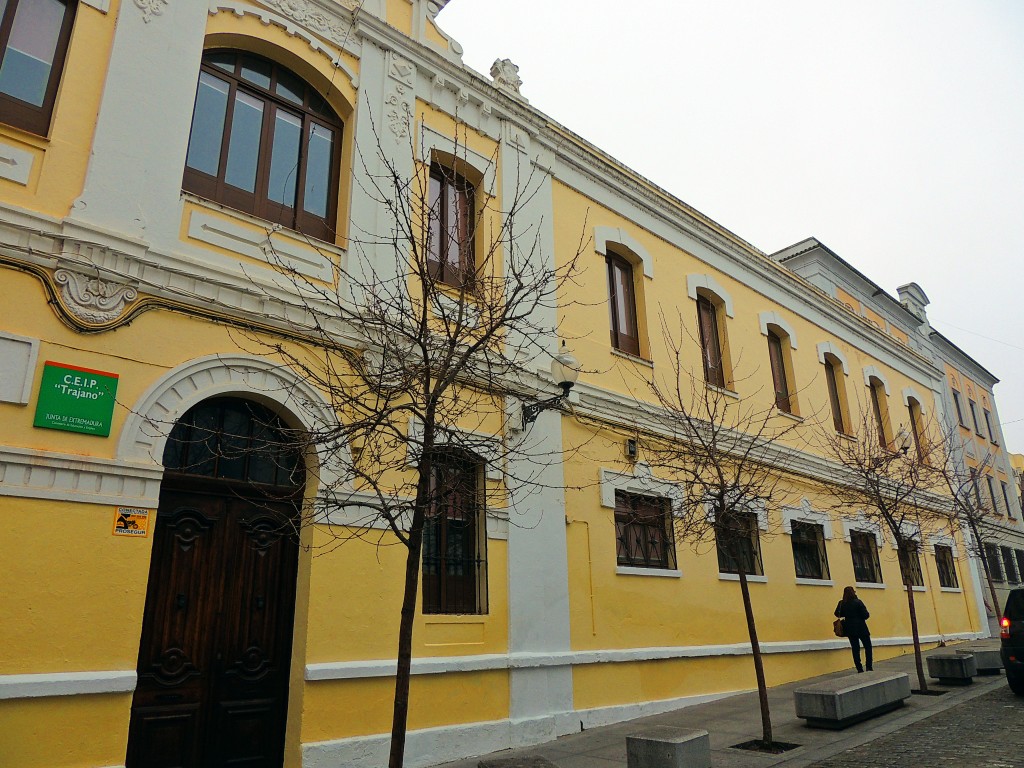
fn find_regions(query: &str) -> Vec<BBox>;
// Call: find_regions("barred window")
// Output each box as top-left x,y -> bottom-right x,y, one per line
1015,551 -> 1024,582
1002,546 -> 1019,584
983,542 -> 1004,582
422,452 -> 487,614
614,492 -> 676,570
790,521 -> 829,580
850,531 -> 882,584
898,543 -> 924,587
934,545 -> 958,589
715,509 -> 763,576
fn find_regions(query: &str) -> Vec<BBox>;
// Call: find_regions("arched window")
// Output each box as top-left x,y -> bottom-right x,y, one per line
183,51 -> 342,241
868,376 -> 890,448
697,294 -> 725,387
823,353 -> 848,434
0,0 -> 76,135
163,397 -> 302,490
766,327 -> 792,413
606,251 -> 640,356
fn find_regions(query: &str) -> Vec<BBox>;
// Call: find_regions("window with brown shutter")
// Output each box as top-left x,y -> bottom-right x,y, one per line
824,356 -> 846,433
869,379 -> 887,448
427,165 -> 475,287
605,254 -> 640,356
767,329 -> 791,412
697,295 -> 724,387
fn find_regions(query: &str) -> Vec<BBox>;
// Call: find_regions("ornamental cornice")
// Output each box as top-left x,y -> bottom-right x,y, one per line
53,268 -> 139,326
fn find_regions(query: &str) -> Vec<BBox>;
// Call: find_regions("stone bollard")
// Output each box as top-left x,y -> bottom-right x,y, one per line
626,726 -> 711,768
958,648 -> 1003,675
927,653 -> 977,685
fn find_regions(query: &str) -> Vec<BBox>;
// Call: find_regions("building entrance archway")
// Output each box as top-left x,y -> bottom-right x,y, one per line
127,397 -> 303,767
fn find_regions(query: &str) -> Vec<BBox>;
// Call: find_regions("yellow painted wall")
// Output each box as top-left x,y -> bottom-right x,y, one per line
0,695 -> 132,768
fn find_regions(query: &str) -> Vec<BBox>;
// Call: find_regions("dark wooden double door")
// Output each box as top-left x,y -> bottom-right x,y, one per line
127,478 -> 299,767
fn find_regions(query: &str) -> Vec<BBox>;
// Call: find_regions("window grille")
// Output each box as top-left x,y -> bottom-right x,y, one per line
850,531 -> 882,584
715,509 -> 763,576
790,521 -> 829,580
614,492 -> 676,569
934,545 -> 958,588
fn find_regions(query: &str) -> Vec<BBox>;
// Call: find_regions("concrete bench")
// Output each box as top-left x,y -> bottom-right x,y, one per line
958,648 -> 1002,675
626,727 -> 711,768
927,653 -> 976,685
794,672 -> 911,729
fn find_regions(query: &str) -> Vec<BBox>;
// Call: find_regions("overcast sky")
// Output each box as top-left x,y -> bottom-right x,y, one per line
437,0 -> 1024,451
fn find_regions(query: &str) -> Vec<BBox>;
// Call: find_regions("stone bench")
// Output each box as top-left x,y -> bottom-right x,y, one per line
927,653 -> 976,685
958,648 -> 1002,675
626,727 -> 711,768
794,672 -> 911,729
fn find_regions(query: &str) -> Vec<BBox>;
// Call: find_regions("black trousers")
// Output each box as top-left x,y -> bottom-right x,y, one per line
848,633 -> 872,671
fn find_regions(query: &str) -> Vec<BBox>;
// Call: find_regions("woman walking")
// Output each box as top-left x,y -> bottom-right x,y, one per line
835,586 -> 872,672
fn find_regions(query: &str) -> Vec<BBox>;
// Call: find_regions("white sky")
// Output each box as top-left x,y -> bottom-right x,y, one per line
437,0 -> 1024,451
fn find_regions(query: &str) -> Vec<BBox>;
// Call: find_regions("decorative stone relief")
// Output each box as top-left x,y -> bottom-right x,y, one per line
54,269 -> 139,325
490,58 -> 523,96
385,55 -> 416,140
133,0 -> 168,22
258,0 -> 355,46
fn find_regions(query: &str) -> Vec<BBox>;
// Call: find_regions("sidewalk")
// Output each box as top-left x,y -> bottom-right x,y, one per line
430,639 -> 1005,768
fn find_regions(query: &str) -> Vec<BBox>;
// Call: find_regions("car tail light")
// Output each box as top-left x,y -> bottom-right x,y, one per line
1001,617 -> 1011,640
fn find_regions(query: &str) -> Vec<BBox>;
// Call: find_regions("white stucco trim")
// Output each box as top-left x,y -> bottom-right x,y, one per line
855,581 -> 886,589
0,446 -> 164,508
0,670 -> 136,700
862,365 -> 890,394
420,124 -> 497,196
599,464 -> 684,513
686,273 -> 735,317
841,518 -> 885,547
0,140 -> 33,186
718,572 -> 768,583
80,0 -> 110,11
781,499 -> 833,539
815,341 -> 849,375
795,578 -> 834,587
927,532 -> 959,558
616,566 -> 682,578
902,385 -> 927,413
0,330 -> 40,404
116,354 -> 346,492
757,311 -> 798,349
593,225 -> 654,278
186,208 -> 336,281
305,629 -> 982,682
406,418 -> 504,481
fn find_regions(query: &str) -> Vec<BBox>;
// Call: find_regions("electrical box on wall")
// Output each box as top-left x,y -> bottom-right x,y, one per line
625,438 -> 638,461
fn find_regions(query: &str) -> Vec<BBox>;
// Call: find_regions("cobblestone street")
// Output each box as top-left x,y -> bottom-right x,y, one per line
807,686 -> 1024,768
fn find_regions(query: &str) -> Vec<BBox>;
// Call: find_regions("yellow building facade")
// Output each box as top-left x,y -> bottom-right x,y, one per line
0,1 -> 996,767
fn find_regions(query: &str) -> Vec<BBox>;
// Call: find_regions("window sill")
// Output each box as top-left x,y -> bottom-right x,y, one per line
775,408 -> 804,423
708,384 -> 740,400
855,581 -> 886,589
719,573 -> 767,583
795,577 -> 834,587
940,586 -> 962,593
611,348 -> 654,367
836,431 -> 857,442
616,566 -> 681,578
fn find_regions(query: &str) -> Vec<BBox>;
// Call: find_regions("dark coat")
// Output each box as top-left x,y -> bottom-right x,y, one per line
835,598 -> 870,637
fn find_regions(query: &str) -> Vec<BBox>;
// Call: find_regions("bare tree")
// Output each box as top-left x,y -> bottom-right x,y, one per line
628,313 -> 807,750
931,422 -> 1002,620
233,121 -> 584,767
817,402 -> 950,692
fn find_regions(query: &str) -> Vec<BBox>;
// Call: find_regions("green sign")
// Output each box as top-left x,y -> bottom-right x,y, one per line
34,361 -> 119,437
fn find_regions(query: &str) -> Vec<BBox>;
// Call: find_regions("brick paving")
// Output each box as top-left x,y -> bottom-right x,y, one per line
806,685 -> 1024,768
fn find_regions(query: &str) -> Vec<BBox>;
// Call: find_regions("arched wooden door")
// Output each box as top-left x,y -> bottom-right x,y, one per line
127,398 -> 303,767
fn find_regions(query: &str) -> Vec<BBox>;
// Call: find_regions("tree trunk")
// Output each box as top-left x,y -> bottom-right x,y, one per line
388,464 -> 432,768
738,569 -> 773,747
905,580 -> 927,692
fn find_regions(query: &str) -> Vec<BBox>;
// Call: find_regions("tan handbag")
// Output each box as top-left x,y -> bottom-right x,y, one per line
833,617 -> 845,637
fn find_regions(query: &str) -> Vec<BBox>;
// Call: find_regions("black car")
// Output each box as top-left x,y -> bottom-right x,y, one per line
1001,588 -> 1024,695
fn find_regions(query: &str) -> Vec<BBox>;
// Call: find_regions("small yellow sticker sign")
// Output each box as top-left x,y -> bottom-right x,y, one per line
113,507 -> 150,537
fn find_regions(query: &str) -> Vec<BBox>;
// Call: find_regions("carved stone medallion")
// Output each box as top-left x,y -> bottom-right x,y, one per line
54,269 -> 139,326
